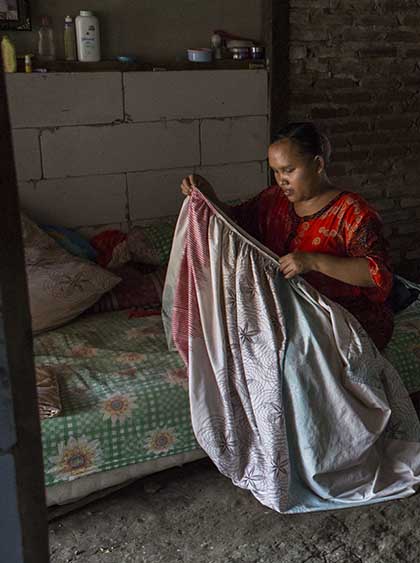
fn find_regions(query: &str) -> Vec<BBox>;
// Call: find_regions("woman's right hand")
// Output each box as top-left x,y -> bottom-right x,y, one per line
180,174 -> 215,200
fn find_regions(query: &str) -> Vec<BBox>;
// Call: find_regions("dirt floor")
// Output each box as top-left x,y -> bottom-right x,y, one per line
49,458 -> 420,563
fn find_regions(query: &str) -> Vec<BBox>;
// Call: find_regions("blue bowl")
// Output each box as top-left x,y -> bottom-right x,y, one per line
187,49 -> 213,63
116,55 -> 139,64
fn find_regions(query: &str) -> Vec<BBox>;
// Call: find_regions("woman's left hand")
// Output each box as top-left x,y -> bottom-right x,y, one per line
278,252 -> 315,279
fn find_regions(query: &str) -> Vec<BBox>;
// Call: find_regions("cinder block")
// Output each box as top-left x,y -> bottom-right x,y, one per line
6,73 -> 123,128
41,121 -> 200,178
124,70 -> 268,121
197,161 -> 269,201
11,129 -> 42,181
19,175 -> 127,228
201,116 -> 268,165
128,168 -> 190,220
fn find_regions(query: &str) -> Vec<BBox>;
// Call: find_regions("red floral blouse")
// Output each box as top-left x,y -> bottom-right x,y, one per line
231,186 -> 394,349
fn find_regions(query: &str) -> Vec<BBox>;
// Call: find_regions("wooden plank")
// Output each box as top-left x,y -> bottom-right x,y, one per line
264,0 -> 290,141
28,59 -> 266,73
0,62 -> 50,562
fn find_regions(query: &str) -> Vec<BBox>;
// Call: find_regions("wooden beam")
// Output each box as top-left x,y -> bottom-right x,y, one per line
0,65 -> 50,562
263,0 -> 290,141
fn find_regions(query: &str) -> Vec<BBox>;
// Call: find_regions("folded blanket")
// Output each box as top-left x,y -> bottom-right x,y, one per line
36,365 -> 62,420
163,189 -> 420,514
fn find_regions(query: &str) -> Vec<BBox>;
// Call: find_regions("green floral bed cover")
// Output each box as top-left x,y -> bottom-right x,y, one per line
385,298 -> 420,395
34,311 -> 197,487
35,299 -> 420,488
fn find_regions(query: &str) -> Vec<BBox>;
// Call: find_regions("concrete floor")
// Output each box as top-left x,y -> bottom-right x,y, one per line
49,458 -> 420,563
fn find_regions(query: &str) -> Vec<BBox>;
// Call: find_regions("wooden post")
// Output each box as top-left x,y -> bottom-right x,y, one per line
263,0 -> 290,142
0,65 -> 50,562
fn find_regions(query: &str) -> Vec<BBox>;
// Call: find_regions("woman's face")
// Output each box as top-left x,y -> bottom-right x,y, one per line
268,139 -> 323,203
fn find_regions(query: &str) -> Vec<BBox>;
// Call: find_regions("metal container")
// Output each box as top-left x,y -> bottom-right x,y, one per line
251,46 -> 265,60
230,47 -> 250,60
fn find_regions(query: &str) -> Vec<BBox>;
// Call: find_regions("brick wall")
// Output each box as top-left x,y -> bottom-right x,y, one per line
6,70 -> 268,231
289,0 -> 420,277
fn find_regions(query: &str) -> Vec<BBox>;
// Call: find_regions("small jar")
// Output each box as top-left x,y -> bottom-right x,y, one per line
24,54 -> 32,73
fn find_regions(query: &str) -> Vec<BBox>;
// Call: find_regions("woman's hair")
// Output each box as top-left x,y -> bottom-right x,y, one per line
273,122 -> 331,165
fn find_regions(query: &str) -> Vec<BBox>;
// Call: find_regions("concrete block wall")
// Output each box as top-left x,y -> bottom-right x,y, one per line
7,70 -> 268,229
288,0 -> 420,274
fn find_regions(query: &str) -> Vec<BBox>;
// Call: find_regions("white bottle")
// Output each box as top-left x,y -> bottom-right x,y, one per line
75,10 -> 101,62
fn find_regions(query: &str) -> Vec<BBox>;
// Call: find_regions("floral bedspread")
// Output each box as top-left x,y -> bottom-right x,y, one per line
385,298 -> 420,395
34,311 -> 198,487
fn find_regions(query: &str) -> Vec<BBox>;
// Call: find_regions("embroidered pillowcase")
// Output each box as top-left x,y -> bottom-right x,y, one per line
21,214 -> 121,333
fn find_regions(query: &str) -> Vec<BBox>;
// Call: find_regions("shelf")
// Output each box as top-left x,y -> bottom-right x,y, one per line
29,59 -> 266,73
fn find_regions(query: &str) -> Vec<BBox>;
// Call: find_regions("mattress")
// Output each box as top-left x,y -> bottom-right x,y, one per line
385,298 -> 420,395
35,298 -> 420,507
33,311 -> 203,506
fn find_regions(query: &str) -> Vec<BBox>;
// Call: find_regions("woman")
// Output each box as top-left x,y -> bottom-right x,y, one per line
180,122 -> 394,349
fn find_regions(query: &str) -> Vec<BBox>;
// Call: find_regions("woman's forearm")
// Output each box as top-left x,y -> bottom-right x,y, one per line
310,254 -> 376,287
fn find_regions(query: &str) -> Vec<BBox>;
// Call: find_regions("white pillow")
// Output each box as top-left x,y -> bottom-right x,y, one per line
21,214 -> 121,333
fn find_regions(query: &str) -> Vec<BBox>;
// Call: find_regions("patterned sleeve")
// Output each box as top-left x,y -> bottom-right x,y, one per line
345,206 -> 393,303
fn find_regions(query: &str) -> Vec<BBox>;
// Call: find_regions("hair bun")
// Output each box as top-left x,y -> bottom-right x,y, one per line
273,122 -> 331,166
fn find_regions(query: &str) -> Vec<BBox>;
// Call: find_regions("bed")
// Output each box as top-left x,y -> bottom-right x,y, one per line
22,210 -> 420,509
35,296 -> 420,508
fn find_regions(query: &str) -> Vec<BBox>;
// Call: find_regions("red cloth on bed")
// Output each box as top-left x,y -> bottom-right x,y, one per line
231,186 -> 394,349
90,229 -> 128,268
88,264 -> 166,314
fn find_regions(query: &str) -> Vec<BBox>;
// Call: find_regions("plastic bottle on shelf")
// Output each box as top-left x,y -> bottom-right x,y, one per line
1,36 -> 17,72
64,15 -> 77,61
38,15 -> 56,62
211,33 -> 223,60
25,54 -> 33,73
75,11 -> 101,62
